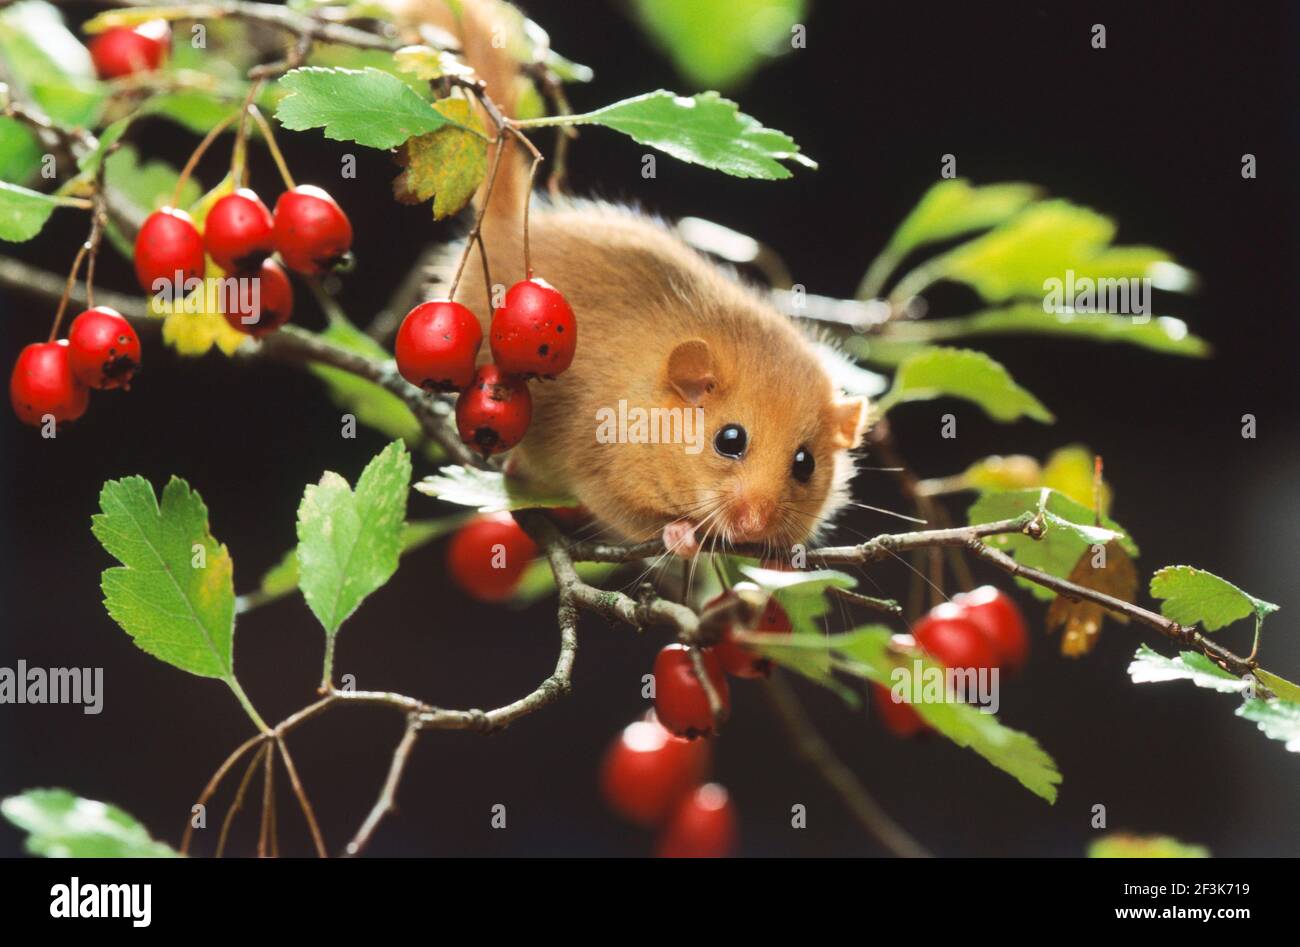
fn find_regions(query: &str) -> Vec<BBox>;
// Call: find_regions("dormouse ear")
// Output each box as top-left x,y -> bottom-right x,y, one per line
830,396 -> 870,450
666,338 -> 717,405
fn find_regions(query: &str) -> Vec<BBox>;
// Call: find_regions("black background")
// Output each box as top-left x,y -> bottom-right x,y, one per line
2,0 -> 1299,858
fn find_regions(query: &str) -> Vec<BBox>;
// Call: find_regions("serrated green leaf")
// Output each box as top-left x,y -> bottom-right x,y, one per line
878,346 -> 1053,423
392,96 -> 487,219
573,90 -> 814,180
631,0 -> 806,90
0,180 -> 63,241
1,789 -> 178,858
884,179 -> 1040,263
1236,699 -> 1300,752
275,67 -> 449,149
1128,644 -> 1248,693
758,627 -> 1060,800
413,466 -> 577,512
1150,565 -> 1278,632
296,440 -> 412,637
91,476 -> 237,681
968,488 -> 1136,602
1089,834 -> 1209,858
903,200 -> 1182,303
0,116 -> 43,185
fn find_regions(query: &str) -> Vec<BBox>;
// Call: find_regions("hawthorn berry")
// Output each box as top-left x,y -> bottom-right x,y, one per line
88,21 -> 170,79
655,783 -> 738,858
446,512 -> 538,602
395,300 -> 482,392
652,644 -> 730,739
67,307 -> 141,390
10,341 -> 89,427
455,364 -> 532,456
600,717 -> 711,826
489,278 -> 576,378
912,602 -> 1000,673
222,258 -> 294,337
705,582 -> 793,679
134,208 -> 206,297
871,683 -> 928,738
204,189 -> 275,274
952,585 -> 1030,674
272,185 -> 353,276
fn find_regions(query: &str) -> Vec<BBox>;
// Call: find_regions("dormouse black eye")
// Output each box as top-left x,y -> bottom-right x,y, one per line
714,424 -> 747,459
792,446 -> 815,483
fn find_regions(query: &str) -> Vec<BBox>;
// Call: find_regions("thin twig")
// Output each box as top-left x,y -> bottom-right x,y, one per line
276,736 -> 328,858
216,742 -> 268,857
344,718 -> 420,857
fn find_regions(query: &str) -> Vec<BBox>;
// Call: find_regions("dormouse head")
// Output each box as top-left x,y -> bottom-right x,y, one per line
661,332 -> 868,555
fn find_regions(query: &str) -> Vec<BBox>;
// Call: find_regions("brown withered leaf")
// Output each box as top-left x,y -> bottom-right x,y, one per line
1047,540 -> 1137,657
392,97 -> 487,220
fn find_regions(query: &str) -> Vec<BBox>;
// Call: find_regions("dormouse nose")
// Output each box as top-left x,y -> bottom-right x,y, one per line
730,493 -> 776,541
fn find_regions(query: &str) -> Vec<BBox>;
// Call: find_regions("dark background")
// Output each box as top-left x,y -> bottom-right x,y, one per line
3,0 -> 1299,857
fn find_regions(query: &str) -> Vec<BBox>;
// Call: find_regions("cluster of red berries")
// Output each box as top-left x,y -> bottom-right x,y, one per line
651,583 -> 793,740
395,278 -> 576,457
134,184 -> 352,336
10,308 -> 142,429
89,21 -> 171,79
600,715 -> 738,857
871,586 -> 1029,737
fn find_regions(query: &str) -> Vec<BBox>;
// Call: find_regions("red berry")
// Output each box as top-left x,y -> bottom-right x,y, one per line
10,341 -> 89,427
489,278 -> 576,378
952,585 -> 1030,674
653,644 -> 730,739
204,189 -> 275,274
446,512 -> 538,602
67,307 -> 141,390
600,718 -> 711,826
913,603 -> 999,672
272,185 -> 353,276
89,21 -> 170,79
706,582 -> 793,679
656,783 -> 738,858
134,207 -> 206,297
455,364 -> 532,456
871,683 -> 928,737
395,300 -> 482,392
222,258 -> 294,337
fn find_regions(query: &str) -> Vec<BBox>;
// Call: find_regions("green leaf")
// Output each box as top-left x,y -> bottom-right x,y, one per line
147,91 -> 244,135
1,789 -> 178,858
92,476 -> 237,681
1236,699 -> 1300,752
76,115 -> 132,176
882,179 -> 1040,264
392,96 -> 488,219
1127,644 -> 1248,694
0,2 -> 105,127
758,627 -> 1061,801
738,565 -> 856,635
296,440 -> 412,638
900,200 -> 1184,303
104,145 -> 200,219
0,180 -> 64,241
968,488 -> 1136,601
256,515 -> 466,605
1149,565 -> 1278,632
1089,834 -> 1209,858
878,346 -> 1053,423
275,67 -> 450,149
884,303 -> 1210,357
573,90 -> 814,180
631,0 -> 806,90
0,116 -> 43,185
306,319 -> 429,451
511,558 -> 619,605
413,466 -> 577,512
1254,670 -> 1300,704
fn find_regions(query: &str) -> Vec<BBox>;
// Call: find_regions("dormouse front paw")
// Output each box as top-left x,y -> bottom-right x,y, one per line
662,519 -> 699,559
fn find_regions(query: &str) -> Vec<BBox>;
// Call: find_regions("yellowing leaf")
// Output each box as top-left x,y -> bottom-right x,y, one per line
1047,541 -> 1137,657
392,96 -> 487,220
1042,444 -> 1111,514
393,44 -> 475,80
